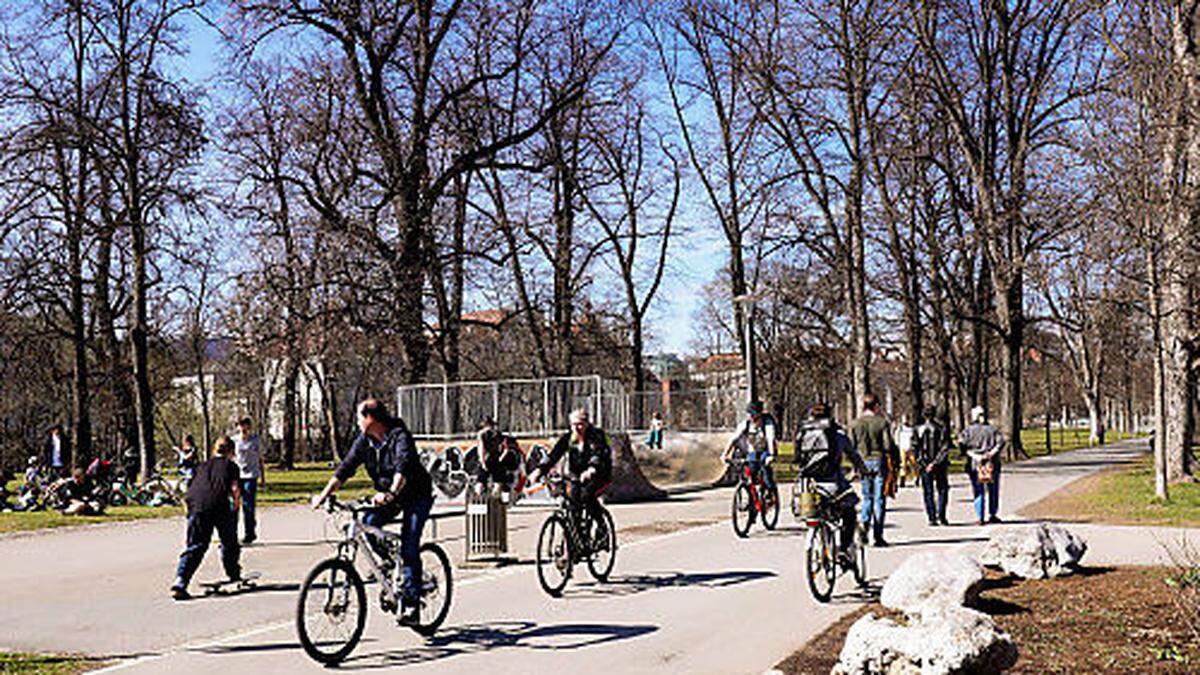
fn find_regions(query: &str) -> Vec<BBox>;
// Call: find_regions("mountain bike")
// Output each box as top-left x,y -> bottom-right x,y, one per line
793,474 -> 867,602
297,496 -> 452,665
728,456 -> 779,537
535,474 -> 617,597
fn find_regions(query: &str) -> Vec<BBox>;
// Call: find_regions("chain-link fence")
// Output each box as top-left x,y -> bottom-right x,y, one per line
397,375 -> 743,439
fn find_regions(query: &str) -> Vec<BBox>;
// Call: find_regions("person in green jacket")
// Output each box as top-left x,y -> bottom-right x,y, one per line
848,393 -> 900,547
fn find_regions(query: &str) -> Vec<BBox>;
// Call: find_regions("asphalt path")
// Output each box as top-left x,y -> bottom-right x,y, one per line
0,438 -> 1186,674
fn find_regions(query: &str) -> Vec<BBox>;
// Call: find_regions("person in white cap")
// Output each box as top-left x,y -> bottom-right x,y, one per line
959,406 -> 1005,525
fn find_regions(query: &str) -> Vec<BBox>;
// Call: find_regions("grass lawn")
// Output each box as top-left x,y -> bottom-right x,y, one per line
0,652 -> 106,674
0,462 -> 374,535
1022,454 -> 1200,527
778,566 -> 1199,673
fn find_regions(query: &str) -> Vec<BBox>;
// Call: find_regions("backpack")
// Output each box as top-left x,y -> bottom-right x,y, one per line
795,422 -> 838,479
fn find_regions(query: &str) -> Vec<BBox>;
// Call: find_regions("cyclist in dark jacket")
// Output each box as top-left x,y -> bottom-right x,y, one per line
795,403 -> 867,550
312,399 -> 434,624
530,407 -> 612,521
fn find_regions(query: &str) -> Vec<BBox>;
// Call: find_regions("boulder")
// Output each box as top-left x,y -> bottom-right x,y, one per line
978,523 -> 1087,579
832,606 -> 1018,675
880,552 -> 985,618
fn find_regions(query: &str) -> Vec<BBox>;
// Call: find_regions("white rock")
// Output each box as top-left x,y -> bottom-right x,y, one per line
978,523 -> 1087,579
832,606 -> 1018,675
880,552 -> 985,618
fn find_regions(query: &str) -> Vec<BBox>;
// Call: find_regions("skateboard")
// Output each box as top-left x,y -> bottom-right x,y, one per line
199,571 -> 262,596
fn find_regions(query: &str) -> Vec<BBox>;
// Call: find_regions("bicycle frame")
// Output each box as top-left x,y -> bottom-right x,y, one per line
740,462 -> 766,514
333,507 -> 403,606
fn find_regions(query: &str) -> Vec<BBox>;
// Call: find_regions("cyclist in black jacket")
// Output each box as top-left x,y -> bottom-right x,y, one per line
529,408 -> 613,521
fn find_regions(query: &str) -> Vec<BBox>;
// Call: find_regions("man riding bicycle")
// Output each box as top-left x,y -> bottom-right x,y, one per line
795,403 -> 867,558
529,408 -> 612,524
723,400 -> 779,493
312,398 -> 434,625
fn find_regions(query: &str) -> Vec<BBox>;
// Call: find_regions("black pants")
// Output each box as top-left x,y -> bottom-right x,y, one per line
175,508 -> 240,586
921,463 -> 949,523
567,473 -> 610,523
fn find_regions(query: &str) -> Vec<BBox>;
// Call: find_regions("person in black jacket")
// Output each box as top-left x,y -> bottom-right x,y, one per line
172,437 -> 242,600
475,418 -> 522,493
914,406 -> 951,526
312,399 -> 434,624
530,408 -> 612,521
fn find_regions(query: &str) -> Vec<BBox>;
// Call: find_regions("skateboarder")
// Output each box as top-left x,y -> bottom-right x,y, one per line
171,437 -> 242,600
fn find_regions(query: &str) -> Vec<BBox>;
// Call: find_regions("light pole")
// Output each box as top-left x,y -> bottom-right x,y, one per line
732,293 -> 762,404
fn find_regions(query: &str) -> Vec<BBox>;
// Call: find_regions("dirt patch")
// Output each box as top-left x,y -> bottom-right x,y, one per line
777,567 -> 1199,673
620,518 -> 721,539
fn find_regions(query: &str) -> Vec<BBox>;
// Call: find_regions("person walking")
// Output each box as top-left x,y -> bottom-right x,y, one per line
848,393 -> 900,547
895,415 -> 917,488
960,406 -> 1004,525
914,406 -> 951,526
234,417 -> 266,544
171,437 -> 242,600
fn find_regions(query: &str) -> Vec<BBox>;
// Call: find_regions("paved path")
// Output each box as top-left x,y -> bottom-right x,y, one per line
0,437 -> 1188,674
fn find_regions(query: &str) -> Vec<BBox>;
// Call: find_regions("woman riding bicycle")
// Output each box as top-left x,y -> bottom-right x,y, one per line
312,398 -> 434,625
529,408 -> 612,522
795,403 -> 867,555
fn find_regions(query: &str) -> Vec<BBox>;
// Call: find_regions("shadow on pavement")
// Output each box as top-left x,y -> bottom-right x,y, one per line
882,535 -> 989,547
188,582 -> 301,600
340,621 -> 658,669
566,569 -> 776,599
829,582 -> 880,604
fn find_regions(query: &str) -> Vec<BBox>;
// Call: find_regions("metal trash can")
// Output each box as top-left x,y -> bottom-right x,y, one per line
465,490 -> 508,561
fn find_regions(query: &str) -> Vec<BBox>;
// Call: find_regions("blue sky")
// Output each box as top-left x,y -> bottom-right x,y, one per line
179,12 -> 723,357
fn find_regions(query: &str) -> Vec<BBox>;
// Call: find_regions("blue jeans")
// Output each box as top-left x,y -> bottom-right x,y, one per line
175,508 -> 240,587
968,463 -> 1001,522
239,479 -> 258,540
364,495 -> 434,605
647,429 -> 663,449
745,450 -> 775,492
860,458 -> 887,541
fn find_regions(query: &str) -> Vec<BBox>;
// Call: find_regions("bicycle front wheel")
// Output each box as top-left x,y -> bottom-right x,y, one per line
762,484 -> 780,530
805,524 -> 836,603
852,528 -> 868,587
586,508 -> 617,582
731,484 -> 753,538
412,543 -> 453,636
536,514 -> 573,597
296,557 -> 367,665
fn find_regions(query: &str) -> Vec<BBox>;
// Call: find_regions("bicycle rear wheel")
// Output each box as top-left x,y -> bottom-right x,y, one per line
805,524 -> 836,603
536,514 -> 573,597
296,557 -> 367,665
412,543 -> 453,636
586,508 -> 617,582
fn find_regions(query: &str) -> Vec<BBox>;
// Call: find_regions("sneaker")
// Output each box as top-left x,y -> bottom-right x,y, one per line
988,515 -> 1003,524
939,517 -> 950,526
398,603 -> 419,625
241,535 -> 257,545
170,585 -> 190,601
927,520 -> 939,527
873,538 -> 889,548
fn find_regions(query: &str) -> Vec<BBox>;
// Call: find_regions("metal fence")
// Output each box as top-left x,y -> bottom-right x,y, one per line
397,375 -> 744,439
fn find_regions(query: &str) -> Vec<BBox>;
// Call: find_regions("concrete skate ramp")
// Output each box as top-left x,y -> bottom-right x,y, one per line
628,431 -> 733,493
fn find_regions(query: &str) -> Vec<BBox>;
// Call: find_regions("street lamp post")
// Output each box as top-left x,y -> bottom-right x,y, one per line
732,293 -> 761,404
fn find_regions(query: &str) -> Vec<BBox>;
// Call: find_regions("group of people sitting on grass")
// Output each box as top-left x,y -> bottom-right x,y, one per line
724,394 -> 1006,547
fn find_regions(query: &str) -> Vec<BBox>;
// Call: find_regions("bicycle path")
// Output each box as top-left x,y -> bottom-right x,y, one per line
3,437 -> 1188,674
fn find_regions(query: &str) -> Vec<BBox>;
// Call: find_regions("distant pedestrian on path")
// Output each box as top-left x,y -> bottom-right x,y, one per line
960,406 -> 1004,525
171,437 -> 241,600
234,417 -> 266,544
914,406 -> 950,526
647,411 -> 665,450
849,393 -> 900,547
895,415 -> 917,487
